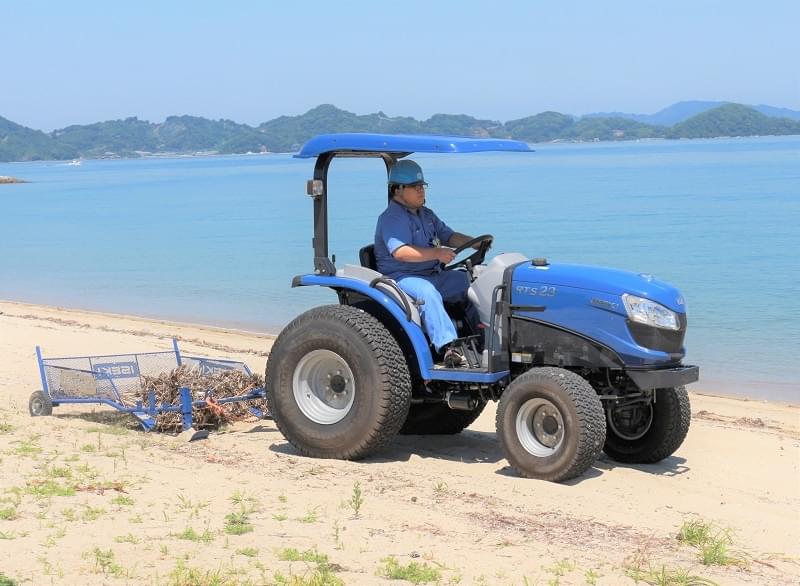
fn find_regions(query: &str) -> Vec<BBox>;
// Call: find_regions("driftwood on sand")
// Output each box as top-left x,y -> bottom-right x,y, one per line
133,365 -> 266,432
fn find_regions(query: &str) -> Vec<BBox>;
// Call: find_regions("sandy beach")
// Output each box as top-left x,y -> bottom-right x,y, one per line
0,299 -> 798,585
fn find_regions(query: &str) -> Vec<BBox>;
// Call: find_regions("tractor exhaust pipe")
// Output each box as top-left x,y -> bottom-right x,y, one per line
446,391 -> 478,411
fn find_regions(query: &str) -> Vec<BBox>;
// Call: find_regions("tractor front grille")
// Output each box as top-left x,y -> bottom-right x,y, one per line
627,313 -> 687,354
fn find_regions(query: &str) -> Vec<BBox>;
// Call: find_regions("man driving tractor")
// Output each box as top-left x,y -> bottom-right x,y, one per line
373,159 -> 487,367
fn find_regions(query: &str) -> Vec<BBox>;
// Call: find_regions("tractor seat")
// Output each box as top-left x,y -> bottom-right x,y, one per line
358,243 -> 470,327
359,244 -> 378,271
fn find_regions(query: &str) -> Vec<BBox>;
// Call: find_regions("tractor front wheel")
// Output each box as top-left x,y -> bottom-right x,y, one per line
496,367 -> 605,482
266,305 -> 411,460
603,386 -> 691,463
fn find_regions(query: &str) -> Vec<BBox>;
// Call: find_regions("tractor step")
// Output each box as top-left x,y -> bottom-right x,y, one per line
431,365 -> 487,373
427,364 -> 507,383
442,335 -> 483,368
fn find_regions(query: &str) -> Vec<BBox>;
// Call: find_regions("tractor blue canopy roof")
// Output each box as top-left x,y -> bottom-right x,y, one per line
295,133 -> 532,158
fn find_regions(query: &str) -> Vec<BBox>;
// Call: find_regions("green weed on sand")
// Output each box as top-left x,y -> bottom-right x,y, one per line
175,526 -> 214,543
276,548 -> 343,585
169,559 -> 236,586
626,564 -> 718,585
378,556 -> 441,584
224,511 -> 253,535
678,519 -> 749,567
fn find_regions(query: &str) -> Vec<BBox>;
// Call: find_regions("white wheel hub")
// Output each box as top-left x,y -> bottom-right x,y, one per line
292,349 -> 355,424
516,397 -> 565,457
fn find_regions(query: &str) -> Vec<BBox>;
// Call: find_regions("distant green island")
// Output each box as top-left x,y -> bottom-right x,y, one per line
1,102 -> 799,162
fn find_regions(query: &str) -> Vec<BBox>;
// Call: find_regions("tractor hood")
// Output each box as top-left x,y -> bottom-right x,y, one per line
513,262 -> 686,313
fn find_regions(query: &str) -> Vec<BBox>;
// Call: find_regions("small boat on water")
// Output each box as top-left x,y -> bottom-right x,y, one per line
66,159 -> 82,166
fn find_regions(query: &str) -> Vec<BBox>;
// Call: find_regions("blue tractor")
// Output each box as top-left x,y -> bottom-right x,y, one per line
266,133 -> 699,482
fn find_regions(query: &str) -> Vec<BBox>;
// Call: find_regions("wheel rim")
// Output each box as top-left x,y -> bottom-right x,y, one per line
607,403 -> 653,440
31,397 -> 44,415
516,397 -> 565,457
292,349 -> 355,424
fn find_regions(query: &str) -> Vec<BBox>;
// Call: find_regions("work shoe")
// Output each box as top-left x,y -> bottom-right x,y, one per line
442,345 -> 468,368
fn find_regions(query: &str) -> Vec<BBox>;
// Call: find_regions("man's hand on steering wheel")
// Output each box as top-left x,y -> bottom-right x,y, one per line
443,234 -> 494,272
432,248 -> 456,264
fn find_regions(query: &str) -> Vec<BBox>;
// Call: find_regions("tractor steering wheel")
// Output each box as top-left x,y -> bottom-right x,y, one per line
443,234 -> 494,272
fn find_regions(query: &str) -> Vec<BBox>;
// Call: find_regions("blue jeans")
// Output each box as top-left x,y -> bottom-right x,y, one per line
396,270 -> 477,351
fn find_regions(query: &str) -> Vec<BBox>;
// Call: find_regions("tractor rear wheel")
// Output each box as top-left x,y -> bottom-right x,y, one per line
400,401 -> 486,435
496,367 -> 605,482
266,305 -> 411,460
603,386 -> 691,463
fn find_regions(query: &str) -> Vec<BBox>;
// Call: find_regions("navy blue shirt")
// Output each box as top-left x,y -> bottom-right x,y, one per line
374,200 -> 455,279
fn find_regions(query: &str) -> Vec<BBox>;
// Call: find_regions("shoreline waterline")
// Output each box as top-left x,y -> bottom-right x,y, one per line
3,297 -> 796,406
0,298 -> 277,340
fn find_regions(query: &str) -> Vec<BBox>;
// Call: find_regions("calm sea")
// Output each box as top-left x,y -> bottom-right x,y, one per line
1,136 -> 798,402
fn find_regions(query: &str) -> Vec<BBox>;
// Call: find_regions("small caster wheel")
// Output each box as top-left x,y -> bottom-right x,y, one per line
29,390 -> 53,416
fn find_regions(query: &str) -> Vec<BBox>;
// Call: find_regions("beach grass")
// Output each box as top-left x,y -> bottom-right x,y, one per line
678,519 -> 749,567
224,510 -> 253,535
174,526 -> 214,543
276,548 -> 343,585
377,556 -> 442,584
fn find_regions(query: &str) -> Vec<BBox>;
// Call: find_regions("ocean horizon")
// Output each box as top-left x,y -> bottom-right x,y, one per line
1,135 -> 798,403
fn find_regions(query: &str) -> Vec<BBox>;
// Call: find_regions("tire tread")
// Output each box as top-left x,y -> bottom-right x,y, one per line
266,305 -> 411,460
497,367 -> 605,482
604,386 -> 691,463
29,390 -> 53,417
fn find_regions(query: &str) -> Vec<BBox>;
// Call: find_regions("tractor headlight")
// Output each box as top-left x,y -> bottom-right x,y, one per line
621,294 -> 679,331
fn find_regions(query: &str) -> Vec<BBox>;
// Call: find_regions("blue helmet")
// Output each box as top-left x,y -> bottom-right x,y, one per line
388,159 -> 426,185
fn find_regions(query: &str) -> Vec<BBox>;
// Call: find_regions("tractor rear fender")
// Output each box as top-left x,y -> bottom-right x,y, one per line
292,273 -> 436,378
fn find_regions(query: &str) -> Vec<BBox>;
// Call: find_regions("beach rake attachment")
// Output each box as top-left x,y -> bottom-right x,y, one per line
31,339 -> 267,431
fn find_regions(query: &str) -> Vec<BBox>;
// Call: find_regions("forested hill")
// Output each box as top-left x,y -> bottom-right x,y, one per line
2,103 -> 799,162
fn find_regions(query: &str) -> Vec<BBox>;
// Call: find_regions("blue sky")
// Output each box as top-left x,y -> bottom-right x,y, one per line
3,1 -> 798,131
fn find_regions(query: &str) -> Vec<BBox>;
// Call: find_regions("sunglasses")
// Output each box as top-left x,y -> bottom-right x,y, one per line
403,183 -> 428,192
